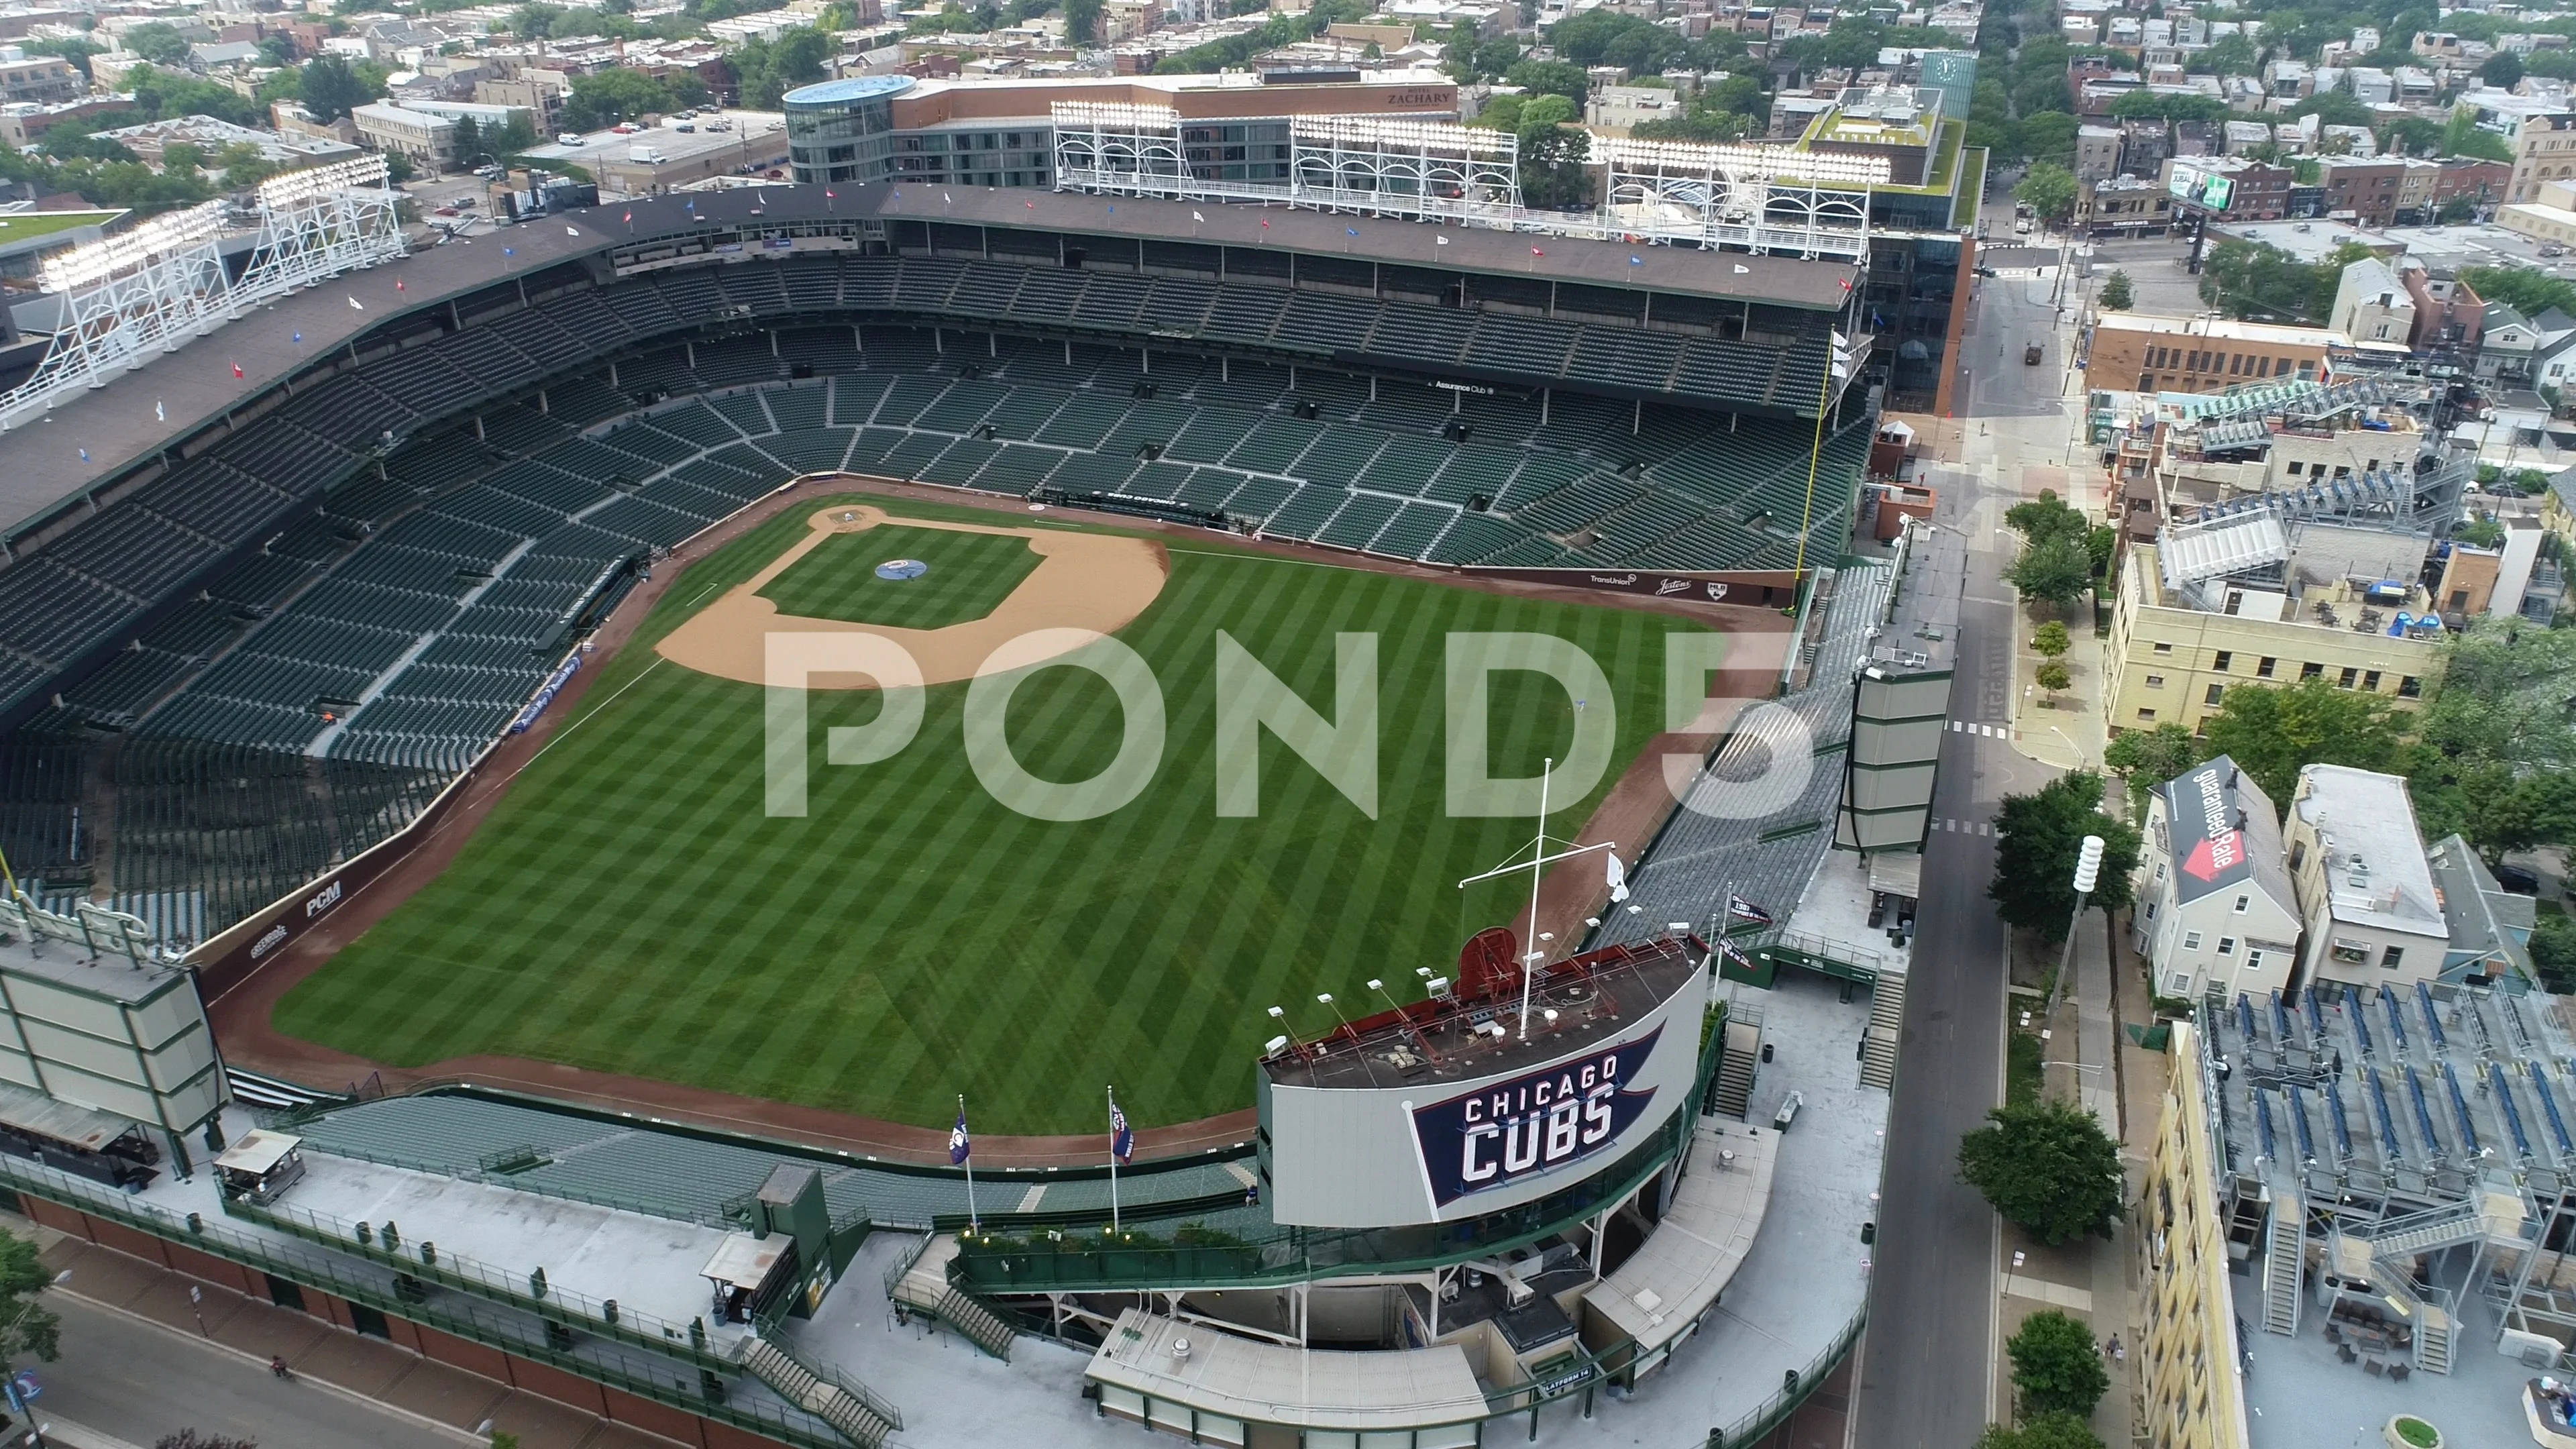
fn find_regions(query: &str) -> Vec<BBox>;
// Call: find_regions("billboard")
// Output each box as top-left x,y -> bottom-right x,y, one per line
2200,173 -> 2235,211
2167,165 -> 2200,201
2164,757 -> 2253,904
1260,967 -> 1707,1228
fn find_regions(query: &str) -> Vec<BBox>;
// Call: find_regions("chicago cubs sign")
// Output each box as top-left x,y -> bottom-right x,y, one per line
1410,1026 -> 1664,1209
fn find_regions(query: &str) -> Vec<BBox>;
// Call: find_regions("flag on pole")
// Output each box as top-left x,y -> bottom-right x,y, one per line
1733,263 -> 1750,274
623,210 -> 633,223
231,362 -> 244,379
154,400 -> 164,423
1435,235 -> 1448,245
1258,217 -> 1268,227
949,1106 -> 971,1165
1727,894 -> 1774,926
291,331 -> 302,344
504,246 -> 516,258
76,449 -> 88,463
1531,247 -> 1546,257
347,297 -> 364,311
566,225 -> 580,237
1191,211 -> 1204,223
1629,256 -> 1643,266
1025,199 -> 1036,209
1606,851 -> 1630,904
1718,935 -> 1752,969
395,278 -> 405,292
943,192 -> 951,203
1110,1098 -> 1134,1164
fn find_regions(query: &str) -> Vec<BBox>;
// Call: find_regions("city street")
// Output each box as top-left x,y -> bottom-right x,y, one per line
1851,239 -> 2086,1448
23,1293 -> 467,1449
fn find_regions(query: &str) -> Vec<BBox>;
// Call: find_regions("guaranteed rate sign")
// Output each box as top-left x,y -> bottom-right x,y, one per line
1410,1026 -> 1664,1210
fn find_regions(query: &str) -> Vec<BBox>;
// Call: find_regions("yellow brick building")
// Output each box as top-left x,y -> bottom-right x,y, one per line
2136,1020 -> 2254,1449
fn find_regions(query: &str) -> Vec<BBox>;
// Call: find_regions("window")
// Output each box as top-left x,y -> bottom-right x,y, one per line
2257,656 -> 2277,678
2234,894 -> 2250,914
2206,684 -> 2225,706
2138,708 -> 2158,720
2153,641 -> 2174,654
2286,461 -> 2304,476
2167,971 -> 2194,995
2218,937 -> 2237,955
2145,902 -> 2158,918
2363,669 -> 2382,691
2245,949 -> 2264,971
2339,666 -> 2359,688
2302,662 -> 2324,680
2331,939 -> 2369,964
2183,931 -> 2204,951
2147,674 -> 2166,688
2212,650 -> 2233,672
2382,946 -> 2406,969
2399,674 -> 2421,698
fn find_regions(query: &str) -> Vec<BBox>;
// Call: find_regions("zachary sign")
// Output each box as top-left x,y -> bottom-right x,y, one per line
1411,1027 -> 1664,1209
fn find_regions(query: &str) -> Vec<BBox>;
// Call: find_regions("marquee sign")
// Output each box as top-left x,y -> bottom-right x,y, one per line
1409,1026 -> 1665,1209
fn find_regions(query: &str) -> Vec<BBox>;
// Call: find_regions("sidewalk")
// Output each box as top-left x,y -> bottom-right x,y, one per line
0,1211 -> 667,1449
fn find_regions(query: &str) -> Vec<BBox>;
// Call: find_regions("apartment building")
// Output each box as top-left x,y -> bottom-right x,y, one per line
2508,109 -> 2576,203
0,46 -> 78,105
2106,517 -> 2443,737
2134,757 -> 2302,1002
2284,764 -> 2453,993
2134,1020 -> 2253,1449
2084,314 -> 2340,396
350,103 -> 457,170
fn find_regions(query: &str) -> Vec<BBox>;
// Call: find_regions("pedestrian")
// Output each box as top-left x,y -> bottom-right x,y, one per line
2110,1335 -> 2125,1364
270,1354 -> 292,1381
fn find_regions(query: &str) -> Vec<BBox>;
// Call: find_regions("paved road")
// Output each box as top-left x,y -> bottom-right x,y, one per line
1850,250 -> 2078,1449
22,1294 -> 464,1449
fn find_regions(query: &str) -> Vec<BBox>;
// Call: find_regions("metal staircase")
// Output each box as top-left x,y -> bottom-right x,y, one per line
1859,969 -> 1904,1091
740,1336 -> 901,1448
888,1234 -> 1016,1361
2367,1200 -> 2497,1260
2416,1303 -> 2454,1375
2262,1187 -> 2303,1336
1711,1002 -> 1764,1119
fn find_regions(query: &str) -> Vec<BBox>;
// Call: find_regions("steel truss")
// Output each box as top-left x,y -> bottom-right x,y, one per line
1,155 -> 405,431
1049,108 -> 1876,258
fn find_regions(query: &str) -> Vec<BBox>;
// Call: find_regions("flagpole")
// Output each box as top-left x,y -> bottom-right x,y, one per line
1517,758 -> 1552,1042
959,1093 -> 979,1234
1107,1085 -> 1122,1234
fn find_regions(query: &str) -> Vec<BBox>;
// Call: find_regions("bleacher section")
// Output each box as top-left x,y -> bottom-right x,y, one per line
0,247 -> 1871,934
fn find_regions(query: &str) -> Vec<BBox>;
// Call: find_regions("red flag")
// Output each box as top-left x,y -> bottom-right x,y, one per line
1259,217 -> 1269,227
1839,276 -> 1852,291
825,189 -> 835,199
1531,247 -> 1546,257
623,209 -> 632,223
395,278 -> 405,292
231,362 -> 244,379
1025,199 -> 1036,209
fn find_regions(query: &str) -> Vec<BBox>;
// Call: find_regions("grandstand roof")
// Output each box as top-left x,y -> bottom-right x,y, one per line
1,184 -> 1858,547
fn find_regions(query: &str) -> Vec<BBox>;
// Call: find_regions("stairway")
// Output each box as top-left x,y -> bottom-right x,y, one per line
2368,1194 -> 2523,1259
2416,1303 -> 2453,1375
1711,1006 -> 1764,1120
2261,1189 -> 2302,1337
741,1336 -> 900,1448
888,1235 -> 1015,1360
1859,969 -> 1905,1091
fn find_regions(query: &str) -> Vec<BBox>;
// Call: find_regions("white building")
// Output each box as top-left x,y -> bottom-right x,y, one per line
2284,764 -> 2451,992
2329,256 -> 2416,345
2136,757 -> 2302,1002
351,102 -> 457,169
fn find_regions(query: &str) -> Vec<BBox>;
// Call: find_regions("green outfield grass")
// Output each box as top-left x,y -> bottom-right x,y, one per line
276,497 -> 1713,1133
758,523 -> 1040,629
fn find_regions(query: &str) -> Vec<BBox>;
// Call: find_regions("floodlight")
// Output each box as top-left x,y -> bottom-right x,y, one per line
1316,993 -> 1333,1004
257,154 -> 392,210
1265,1035 -> 1289,1053
1290,115 -> 1518,159
1053,101 -> 1181,129
1415,967 -> 1432,978
1365,978 -> 1383,991
1267,1006 -> 1284,1018
42,201 -> 226,292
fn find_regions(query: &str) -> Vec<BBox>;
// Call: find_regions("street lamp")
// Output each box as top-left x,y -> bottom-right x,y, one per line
2041,834 -> 2106,1024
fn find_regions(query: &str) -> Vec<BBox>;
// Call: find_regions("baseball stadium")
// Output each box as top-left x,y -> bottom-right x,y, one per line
0,142 -> 1949,1449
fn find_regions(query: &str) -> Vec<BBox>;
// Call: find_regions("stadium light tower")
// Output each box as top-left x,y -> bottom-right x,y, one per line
0,201 -> 229,429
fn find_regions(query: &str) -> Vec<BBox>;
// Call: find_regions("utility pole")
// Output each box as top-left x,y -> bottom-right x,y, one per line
2042,835 -> 2106,1026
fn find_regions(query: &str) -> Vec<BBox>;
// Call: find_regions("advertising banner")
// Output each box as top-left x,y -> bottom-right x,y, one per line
1408,1026 -> 1666,1210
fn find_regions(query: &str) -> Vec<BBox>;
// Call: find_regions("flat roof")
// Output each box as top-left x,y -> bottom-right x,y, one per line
2294,764 -> 2445,939
211,1128 -> 302,1177
2094,311 -> 2349,347
1584,1116 -> 1771,1348
784,76 -> 916,105
0,208 -> 122,244
0,1079 -> 142,1151
1087,1308 -> 1489,1430
701,1232 -> 788,1291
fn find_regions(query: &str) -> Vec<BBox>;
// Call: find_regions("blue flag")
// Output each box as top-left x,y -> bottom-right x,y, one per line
950,1107 -> 971,1165
1110,1099 -> 1134,1164
1346,226 -> 1359,237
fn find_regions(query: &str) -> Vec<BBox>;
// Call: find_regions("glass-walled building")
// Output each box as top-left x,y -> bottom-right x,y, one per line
784,76 -> 912,186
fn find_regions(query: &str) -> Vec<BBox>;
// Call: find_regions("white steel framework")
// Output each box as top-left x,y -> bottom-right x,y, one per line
1051,109 -> 1877,260
0,155 -> 405,431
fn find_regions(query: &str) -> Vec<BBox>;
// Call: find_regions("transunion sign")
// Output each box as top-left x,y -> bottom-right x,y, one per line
1409,1026 -> 1665,1209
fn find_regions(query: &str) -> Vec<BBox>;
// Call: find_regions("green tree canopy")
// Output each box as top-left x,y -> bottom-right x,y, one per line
2103,722 -> 2202,823
1960,1099 -> 2125,1245
2198,678 -> 2410,811
123,22 -> 191,65
2006,490 -> 2090,548
0,1230 -> 59,1364
2288,89 -> 2375,129
1976,1411 -> 2108,1449
2462,265 -> 2576,323
733,26 -> 832,108
2004,535 -> 2096,608
1503,58 -> 1588,105
297,54 -> 380,124
559,66 -> 707,129
2096,270 -> 2133,311
2008,1309 -> 2111,1419
2410,619 -> 2576,860
2014,161 -> 2078,222
2198,238 -> 2371,325
1991,770 -> 2141,936
2107,91 -> 2233,124
2033,621 -> 2072,659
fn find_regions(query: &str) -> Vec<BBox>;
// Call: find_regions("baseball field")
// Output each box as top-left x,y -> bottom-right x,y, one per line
273,494 -> 1717,1134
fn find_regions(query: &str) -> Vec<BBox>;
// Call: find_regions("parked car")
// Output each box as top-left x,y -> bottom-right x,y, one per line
433,205 -> 460,216
2495,863 -> 2543,895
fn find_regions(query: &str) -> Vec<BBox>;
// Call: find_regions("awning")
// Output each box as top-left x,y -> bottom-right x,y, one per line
213,1129 -> 302,1177
700,1233 -> 787,1293
0,1080 -> 138,1152
1868,855 -> 1923,900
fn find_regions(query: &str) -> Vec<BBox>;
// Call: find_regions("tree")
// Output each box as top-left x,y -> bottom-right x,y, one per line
2107,91 -> 2231,124
0,1232 -> 59,1366
1511,94 -> 1589,209
2004,535 -> 2095,608
559,66 -> 701,130
2015,111 -> 2079,169
2035,659 -> 2072,700
2289,89 -> 2375,129
2006,490 -> 2089,547
1503,58 -> 1588,105
2033,621 -> 2071,661
384,150 -> 415,183
298,54 -> 376,125
2008,1309 -> 2110,1419
22,37 -> 104,82
1960,1099 -> 2126,1246
2014,162 -> 2078,223
733,27 -> 832,108
2200,678 -> 2410,814
2083,525 -> 2115,580
1991,770 -> 2141,937
2463,266 -> 2576,325
1976,1415 -> 2106,1449
450,115 -> 482,166
1063,0 -> 1099,40
2198,238 -> 2372,325
2195,34 -> 2256,77
123,22 -> 191,65
2483,50 -> 2526,89
2096,270 -> 2133,311
2532,914 -> 2576,995
2104,722 -> 2202,823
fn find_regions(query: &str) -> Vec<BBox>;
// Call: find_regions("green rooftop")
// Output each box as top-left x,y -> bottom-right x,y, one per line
0,209 -> 126,250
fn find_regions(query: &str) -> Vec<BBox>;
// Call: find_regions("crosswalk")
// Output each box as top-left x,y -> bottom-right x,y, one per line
1951,721 -> 2008,738
1935,818 -> 1995,836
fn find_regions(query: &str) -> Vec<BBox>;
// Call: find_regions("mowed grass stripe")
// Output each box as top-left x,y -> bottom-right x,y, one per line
277,512 -> 1703,1132
758,523 -> 1041,631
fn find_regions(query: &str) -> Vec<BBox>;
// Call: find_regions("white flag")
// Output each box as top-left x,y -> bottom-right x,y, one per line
1606,851 -> 1629,903
566,225 -> 580,237
943,192 -> 952,203
1191,211 -> 1205,222
1436,235 -> 1450,245
1733,264 -> 1750,274
347,296 -> 364,311
154,399 -> 165,423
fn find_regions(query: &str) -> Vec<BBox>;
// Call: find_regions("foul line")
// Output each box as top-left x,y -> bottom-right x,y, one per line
509,655 -> 669,781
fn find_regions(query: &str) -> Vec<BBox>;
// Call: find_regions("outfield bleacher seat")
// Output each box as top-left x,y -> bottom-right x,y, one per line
707,391 -> 777,439
764,387 -> 830,434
